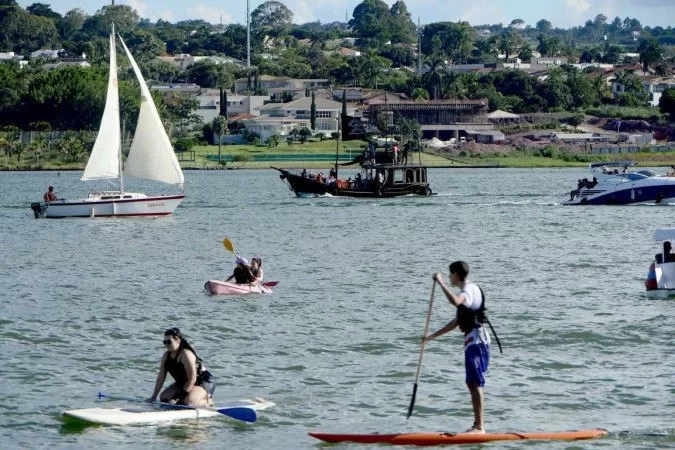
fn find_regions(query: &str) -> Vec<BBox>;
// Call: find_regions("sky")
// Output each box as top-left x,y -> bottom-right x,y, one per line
17,0 -> 675,28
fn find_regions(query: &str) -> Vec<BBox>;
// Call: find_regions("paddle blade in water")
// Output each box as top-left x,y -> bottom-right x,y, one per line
407,383 -> 418,419
218,406 -> 257,423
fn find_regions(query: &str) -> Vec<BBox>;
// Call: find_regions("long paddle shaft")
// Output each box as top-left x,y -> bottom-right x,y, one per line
407,282 -> 436,419
97,392 -> 257,423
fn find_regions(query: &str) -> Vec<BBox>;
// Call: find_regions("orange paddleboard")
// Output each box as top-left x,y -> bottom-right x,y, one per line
309,429 -> 608,445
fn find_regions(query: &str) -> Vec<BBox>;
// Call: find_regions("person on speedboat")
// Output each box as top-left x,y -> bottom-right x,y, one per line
225,256 -> 255,284
43,185 -> 59,202
147,328 -> 215,407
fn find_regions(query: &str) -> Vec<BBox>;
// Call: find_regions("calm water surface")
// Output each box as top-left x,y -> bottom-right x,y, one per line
0,168 -> 673,449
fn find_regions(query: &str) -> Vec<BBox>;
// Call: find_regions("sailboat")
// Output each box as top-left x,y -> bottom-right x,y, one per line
31,28 -> 184,218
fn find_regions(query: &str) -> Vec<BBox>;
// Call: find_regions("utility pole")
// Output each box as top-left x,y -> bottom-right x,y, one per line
417,17 -> 422,76
246,0 -> 251,69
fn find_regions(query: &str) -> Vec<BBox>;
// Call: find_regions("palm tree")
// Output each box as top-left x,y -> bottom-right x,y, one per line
422,54 -> 445,100
212,116 -> 228,163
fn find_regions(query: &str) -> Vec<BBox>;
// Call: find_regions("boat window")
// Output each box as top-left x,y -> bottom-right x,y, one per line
123,196 -> 132,198
405,169 -> 415,183
624,173 -> 648,181
392,169 -> 405,183
635,170 -> 658,177
418,169 -> 426,183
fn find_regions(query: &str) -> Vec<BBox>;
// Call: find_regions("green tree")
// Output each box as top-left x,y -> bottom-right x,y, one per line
27,2 -> 62,21
349,0 -> 392,48
251,0 -> 293,39
124,29 -> 165,62
164,93 -> 201,136
536,19 -> 552,34
389,0 -> 416,44
518,42 -> 533,62
637,37 -> 663,73
212,115 -> 227,162
58,8 -> 86,40
421,21 -> 475,64
498,29 -> 521,62
82,4 -> 139,38
658,88 -> 675,119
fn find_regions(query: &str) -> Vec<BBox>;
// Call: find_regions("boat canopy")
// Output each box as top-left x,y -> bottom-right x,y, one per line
654,228 -> 675,241
590,160 -> 636,168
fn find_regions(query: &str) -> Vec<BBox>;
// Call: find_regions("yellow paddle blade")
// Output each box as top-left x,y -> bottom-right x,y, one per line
223,237 -> 235,253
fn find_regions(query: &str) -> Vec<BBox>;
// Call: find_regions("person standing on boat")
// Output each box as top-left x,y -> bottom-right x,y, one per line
423,261 -> 491,434
43,186 -> 59,202
147,328 -> 215,407
225,257 -> 254,284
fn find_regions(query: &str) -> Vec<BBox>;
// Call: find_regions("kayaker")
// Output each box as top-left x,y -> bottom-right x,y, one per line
250,257 -> 264,284
225,256 -> 254,284
147,327 -> 215,407
423,261 -> 491,434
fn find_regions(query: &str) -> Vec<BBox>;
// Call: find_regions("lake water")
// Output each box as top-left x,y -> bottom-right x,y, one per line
1,168 -> 673,449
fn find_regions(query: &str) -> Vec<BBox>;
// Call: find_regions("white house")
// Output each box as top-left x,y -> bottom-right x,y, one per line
233,75 -> 329,101
155,54 -> 243,70
242,96 -> 356,142
31,49 -> 63,59
195,89 -> 269,123
643,77 -> 675,107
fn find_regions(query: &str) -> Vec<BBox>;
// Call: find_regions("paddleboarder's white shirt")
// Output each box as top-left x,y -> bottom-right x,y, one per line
460,281 -> 490,348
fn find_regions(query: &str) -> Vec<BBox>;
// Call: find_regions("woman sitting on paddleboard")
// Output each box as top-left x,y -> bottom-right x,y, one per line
147,328 -> 215,407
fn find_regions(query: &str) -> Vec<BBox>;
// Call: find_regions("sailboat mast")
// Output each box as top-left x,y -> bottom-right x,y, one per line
335,112 -> 340,179
111,26 -> 124,193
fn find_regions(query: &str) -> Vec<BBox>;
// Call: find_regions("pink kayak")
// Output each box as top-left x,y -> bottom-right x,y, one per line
204,280 -> 276,295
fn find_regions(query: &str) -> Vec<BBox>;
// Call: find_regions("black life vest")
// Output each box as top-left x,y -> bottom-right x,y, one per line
164,350 -> 212,386
233,266 -> 252,284
456,285 -> 503,353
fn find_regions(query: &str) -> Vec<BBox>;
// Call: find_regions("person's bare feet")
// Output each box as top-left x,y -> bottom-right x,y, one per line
464,426 -> 486,434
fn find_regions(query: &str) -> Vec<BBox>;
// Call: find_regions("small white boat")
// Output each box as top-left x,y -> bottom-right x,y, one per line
204,280 -> 275,295
31,27 -> 184,218
563,161 -> 675,205
645,227 -> 675,298
63,398 -> 275,426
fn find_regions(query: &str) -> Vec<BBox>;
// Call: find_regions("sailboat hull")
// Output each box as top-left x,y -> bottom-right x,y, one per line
39,193 -> 184,218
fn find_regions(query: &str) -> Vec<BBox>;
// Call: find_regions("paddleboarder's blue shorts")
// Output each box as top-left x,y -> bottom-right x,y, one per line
465,343 -> 490,387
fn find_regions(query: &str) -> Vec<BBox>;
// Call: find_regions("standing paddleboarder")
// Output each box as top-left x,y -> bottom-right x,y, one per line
423,261 -> 491,434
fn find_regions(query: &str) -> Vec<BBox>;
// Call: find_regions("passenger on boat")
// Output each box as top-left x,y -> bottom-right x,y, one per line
250,257 -> 264,284
225,257 -> 254,284
667,165 -> 675,177
147,327 -> 215,407
301,169 -> 308,178
315,172 -> 325,184
401,142 -> 410,165
43,186 -> 59,202
392,144 -> 400,165
423,261 -> 492,434
663,241 -> 674,263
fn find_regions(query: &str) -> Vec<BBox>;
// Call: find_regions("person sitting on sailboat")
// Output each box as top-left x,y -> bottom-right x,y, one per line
147,328 -> 215,407
225,257 -> 255,284
43,186 -> 59,202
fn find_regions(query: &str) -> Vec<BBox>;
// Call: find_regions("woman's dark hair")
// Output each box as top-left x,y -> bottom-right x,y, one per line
164,327 -> 199,359
252,257 -> 262,267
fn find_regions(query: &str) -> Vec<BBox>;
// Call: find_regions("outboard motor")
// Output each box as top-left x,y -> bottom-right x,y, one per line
30,202 -> 46,219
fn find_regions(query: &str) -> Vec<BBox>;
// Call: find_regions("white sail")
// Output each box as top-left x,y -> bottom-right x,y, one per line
119,36 -> 184,187
81,33 -> 121,181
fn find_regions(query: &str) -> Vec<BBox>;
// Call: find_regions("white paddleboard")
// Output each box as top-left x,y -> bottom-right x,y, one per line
63,398 -> 275,425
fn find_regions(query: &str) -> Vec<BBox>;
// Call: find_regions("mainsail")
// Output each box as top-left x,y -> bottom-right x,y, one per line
119,36 -> 184,188
81,32 -> 121,181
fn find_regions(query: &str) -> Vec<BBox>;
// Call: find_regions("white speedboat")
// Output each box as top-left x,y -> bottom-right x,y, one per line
563,161 -> 675,205
645,228 -> 675,298
31,27 -> 184,218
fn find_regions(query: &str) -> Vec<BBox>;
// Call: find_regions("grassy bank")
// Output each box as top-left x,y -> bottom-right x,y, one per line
2,140 -> 674,170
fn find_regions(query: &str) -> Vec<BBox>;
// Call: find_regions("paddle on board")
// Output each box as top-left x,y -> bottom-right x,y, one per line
97,392 -> 258,423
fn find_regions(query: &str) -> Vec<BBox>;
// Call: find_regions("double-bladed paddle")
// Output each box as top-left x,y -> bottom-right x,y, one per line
407,281 -> 436,419
97,392 -> 257,423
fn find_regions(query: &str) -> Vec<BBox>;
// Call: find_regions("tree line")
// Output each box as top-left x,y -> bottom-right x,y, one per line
0,0 -> 674,134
